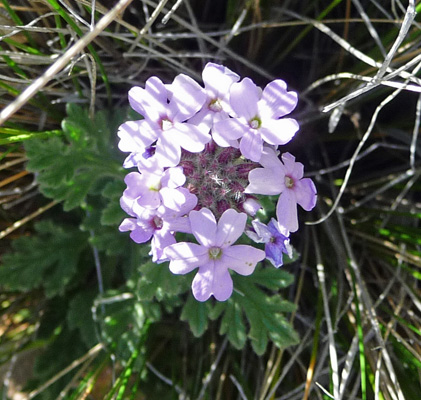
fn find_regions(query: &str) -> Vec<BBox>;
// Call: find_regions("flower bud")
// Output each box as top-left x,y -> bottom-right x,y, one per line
242,197 -> 262,216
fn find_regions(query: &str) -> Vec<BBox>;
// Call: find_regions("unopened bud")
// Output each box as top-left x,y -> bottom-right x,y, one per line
180,160 -> 194,176
217,147 -> 237,164
242,197 -> 262,216
236,163 -> 257,179
204,140 -> 216,154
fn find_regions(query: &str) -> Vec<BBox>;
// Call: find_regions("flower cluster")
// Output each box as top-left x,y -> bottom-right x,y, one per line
118,62 -> 317,301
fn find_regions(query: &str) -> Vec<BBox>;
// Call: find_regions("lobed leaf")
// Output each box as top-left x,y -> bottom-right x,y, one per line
181,267 -> 298,354
24,104 -> 124,211
234,272 -> 298,354
135,262 -> 191,302
67,290 -> 98,348
180,295 -> 209,337
0,220 -> 89,298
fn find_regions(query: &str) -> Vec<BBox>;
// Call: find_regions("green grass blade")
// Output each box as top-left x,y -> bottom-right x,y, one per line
0,52 -> 28,78
0,128 -> 62,145
2,37 -> 43,55
67,355 -> 109,400
273,0 -> 345,63
0,80 -> 63,123
1,0 -> 38,48
103,320 -> 151,400
0,144 -> 20,162
43,0 -> 111,102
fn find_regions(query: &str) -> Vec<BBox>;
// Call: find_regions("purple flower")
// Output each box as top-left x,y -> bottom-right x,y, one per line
241,197 -> 262,216
213,78 -> 299,162
120,75 -> 211,167
117,120 -> 158,168
164,208 -> 265,301
121,163 -> 186,210
119,207 -> 176,262
188,63 -> 240,146
245,150 -> 317,232
247,219 -> 292,268
119,188 -> 197,262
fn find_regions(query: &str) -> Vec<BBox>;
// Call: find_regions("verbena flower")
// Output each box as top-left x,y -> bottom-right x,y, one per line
119,188 -> 197,262
118,120 -> 158,169
189,62 -> 240,146
247,219 -> 292,268
119,75 -> 211,167
245,149 -> 317,232
164,208 -> 265,301
118,63 -> 317,301
121,163 -> 186,210
213,78 -> 299,162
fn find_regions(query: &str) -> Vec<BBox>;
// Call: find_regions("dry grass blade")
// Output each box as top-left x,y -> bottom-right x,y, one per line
0,200 -> 57,240
337,212 -> 406,400
373,0 -> 416,81
313,227 -> 340,399
27,343 -> 104,400
308,64 -> 421,226
0,0 -> 134,126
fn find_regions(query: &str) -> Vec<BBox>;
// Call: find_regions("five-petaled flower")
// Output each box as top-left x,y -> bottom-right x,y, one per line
247,219 -> 292,268
245,149 -> 317,233
121,161 -> 186,210
188,62 -> 239,142
164,208 -> 265,301
213,78 -> 299,162
119,75 -> 211,168
119,187 -> 197,262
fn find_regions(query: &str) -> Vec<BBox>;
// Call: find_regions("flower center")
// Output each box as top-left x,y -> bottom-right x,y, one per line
180,144 -> 259,218
208,246 -> 222,260
148,176 -> 162,192
208,99 -> 223,112
161,118 -> 173,131
149,183 -> 161,192
249,117 -> 261,129
152,216 -> 163,229
285,176 -> 294,188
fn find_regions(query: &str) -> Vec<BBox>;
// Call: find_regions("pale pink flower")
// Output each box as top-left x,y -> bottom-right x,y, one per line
245,150 -> 317,232
164,208 -> 265,301
213,78 -> 299,161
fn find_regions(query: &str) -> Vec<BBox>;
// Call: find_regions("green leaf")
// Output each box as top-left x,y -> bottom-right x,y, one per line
180,295 -> 209,337
135,262 -> 191,302
24,104 -> 125,211
101,180 -> 126,226
209,267 -> 298,355
67,290 -> 98,348
218,299 -> 247,350
147,266 -> 298,352
243,301 -> 268,354
0,220 -> 89,298
82,205 -> 130,257
234,273 -> 298,354
62,103 -> 111,151
249,267 -> 295,291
